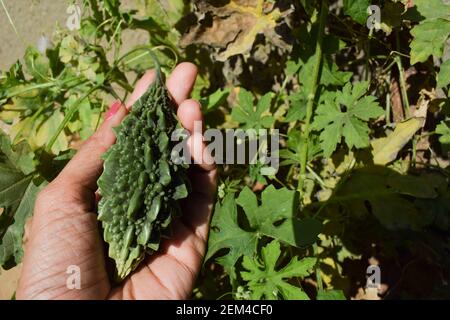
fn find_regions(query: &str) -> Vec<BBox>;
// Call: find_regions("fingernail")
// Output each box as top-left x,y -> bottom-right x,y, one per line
105,100 -> 121,120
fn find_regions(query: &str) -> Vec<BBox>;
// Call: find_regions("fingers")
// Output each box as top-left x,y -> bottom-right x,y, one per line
177,99 -> 203,133
178,100 -> 218,173
166,62 -> 198,105
126,62 -> 198,109
187,133 -> 216,172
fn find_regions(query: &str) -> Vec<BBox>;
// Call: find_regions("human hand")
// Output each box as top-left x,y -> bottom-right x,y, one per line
16,63 -> 217,300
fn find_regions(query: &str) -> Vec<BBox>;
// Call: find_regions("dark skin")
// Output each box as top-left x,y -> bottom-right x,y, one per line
17,63 -> 217,299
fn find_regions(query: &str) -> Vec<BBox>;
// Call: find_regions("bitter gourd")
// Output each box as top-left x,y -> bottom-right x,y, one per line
97,61 -> 189,281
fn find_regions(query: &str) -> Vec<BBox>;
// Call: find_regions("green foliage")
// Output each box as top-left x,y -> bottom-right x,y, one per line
409,0 -> 450,64
231,89 -> 275,130
206,185 -> 321,285
0,131 -> 42,269
316,290 -> 346,300
438,60 -> 450,89
410,19 -> 450,65
343,0 -> 370,25
241,240 -> 316,300
436,121 -> 450,144
311,82 -> 384,157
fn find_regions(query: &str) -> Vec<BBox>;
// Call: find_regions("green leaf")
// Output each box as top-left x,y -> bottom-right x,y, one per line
24,47 -> 50,81
320,60 -> 352,86
372,117 -> 425,165
415,194 -> 450,231
241,240 -> 316,300
343,0 -> 370,24
280,129 -> 321,165
285,60 -> 302,76
413,0 -> 450,20
199,88 -> 230,113
206,187 -> 321,279
145,0 -> 185,27
0,180 -> 41,269
410,19 -> 450,65
236,186 -> 322,247
283,92 -> 307,122
436,121 -> 450,144
317,290 -> 347,300
0,130 -> 35,175
438,60 -> 450,88
332,168 -> 441,230
311,82 -> 383,157
205,194 -> 258,279
231,89 -> 274,129
0,131 -> 41,269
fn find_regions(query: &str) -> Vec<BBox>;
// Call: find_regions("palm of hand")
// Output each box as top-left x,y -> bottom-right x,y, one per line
16,63 -> 217,300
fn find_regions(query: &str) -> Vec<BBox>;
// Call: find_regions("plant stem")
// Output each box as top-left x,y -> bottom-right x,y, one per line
313,244 -> 324,292
395,55 -> 411,119
395,31 -> 417,165
365,27 -> 374,81
298,0 -> 327,196
385,72 -> 392,125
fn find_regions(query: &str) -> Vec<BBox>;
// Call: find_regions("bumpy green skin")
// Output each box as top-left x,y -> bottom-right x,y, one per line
97,79 -> 189,281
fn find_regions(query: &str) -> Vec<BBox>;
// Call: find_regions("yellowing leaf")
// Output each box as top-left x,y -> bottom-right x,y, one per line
217,1 -> 281,61
372,117 -> 425,165
35,111 -> 69,154
180,0 -> 286,62
0,103 -> 24,123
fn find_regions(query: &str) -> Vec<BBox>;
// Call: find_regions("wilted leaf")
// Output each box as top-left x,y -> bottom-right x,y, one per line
180,0 -> 288,61
372,117 -> 425,165
35,111 -> 69,155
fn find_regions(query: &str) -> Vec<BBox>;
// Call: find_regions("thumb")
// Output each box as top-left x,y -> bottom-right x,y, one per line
55,101 -> 127,192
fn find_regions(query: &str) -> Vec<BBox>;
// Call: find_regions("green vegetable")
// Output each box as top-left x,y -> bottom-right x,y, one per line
97,58 -> 190,281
